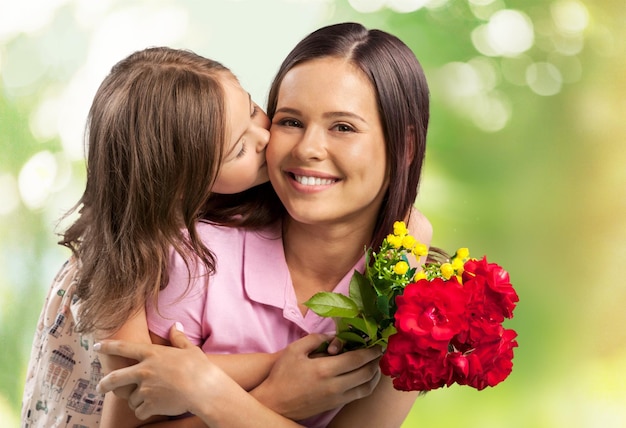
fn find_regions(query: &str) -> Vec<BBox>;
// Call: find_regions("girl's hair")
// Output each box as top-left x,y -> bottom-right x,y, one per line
266,22 -> 430,249
63,47 -> 242,334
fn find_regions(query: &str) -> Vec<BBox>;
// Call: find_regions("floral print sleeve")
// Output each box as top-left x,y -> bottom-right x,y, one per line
21,258 -> 105,428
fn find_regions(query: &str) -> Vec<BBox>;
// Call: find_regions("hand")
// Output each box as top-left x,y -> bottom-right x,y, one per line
252,334 -> 382,420
96,323 -> 229,420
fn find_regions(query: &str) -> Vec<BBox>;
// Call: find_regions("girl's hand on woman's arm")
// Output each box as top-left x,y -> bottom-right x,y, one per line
250,334 -> 383,420
97,307 -> 161,428
97,324 -> 303,428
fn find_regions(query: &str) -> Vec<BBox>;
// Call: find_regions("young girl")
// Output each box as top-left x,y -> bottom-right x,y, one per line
21,46 -> 381,427
100,22 -> 433,428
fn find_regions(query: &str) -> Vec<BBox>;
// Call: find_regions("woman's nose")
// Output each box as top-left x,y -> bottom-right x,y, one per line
292,126 -> 326,161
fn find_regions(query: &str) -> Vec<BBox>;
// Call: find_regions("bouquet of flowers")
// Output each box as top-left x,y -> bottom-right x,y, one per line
304,221 -> 518,392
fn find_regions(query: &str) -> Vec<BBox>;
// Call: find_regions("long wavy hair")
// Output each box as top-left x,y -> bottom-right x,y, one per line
62,47 -> 267,334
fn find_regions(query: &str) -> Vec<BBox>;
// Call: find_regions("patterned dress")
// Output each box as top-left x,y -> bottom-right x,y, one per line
21,258 -> 105,427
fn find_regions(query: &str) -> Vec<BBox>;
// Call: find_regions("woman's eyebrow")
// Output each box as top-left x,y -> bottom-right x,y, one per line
275,107 -> 366,123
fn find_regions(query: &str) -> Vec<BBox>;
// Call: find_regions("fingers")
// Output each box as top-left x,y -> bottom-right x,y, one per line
292,333 -> 334,355
344,362 -> 382,400
328,346 -> 383,375
97,365 -> 141,394
94,340 -> 148,362
168,322 -> 194,350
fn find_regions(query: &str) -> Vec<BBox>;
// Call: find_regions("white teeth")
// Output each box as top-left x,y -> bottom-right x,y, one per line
294,175 -> 335,186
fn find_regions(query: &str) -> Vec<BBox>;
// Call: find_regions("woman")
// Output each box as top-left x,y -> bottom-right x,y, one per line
104,22 -> 433,427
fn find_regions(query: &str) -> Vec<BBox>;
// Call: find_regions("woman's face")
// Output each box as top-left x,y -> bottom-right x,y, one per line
267,57 -> 388,228
212,76 -> 270,194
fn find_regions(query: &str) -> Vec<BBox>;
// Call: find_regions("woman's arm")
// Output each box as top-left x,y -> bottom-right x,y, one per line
328,375 -> 420,428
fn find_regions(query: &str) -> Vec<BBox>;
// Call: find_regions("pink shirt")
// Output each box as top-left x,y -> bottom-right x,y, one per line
147,221 -> 365,427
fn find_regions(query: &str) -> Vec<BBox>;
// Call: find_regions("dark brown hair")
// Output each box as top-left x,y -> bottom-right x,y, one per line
62,47 -> 241,334
266,22 -> 430,248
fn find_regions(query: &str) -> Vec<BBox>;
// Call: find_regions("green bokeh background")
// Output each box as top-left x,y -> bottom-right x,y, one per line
1,0 -> 624,427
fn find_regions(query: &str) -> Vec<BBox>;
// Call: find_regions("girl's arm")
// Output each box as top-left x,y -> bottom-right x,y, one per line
97,324 -> 303,428
98,307 -> 280,428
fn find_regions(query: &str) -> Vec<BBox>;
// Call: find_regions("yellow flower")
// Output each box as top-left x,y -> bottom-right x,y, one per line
393,221 -> 408,237
393,261 -> 409,275
455,247 -> 470,260
440,263 -> 454,280
387,234 -> 403,249
412,243 -> 428,258
401,235 -> 417,250
414,270 -> 427,281
451,257 -> 464,274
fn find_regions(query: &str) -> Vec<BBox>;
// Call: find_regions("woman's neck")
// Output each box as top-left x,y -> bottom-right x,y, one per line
282,218 -> 374,312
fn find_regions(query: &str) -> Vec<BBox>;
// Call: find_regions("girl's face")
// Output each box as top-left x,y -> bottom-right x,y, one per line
212,76 -> 270,194
267,57 -> 388,228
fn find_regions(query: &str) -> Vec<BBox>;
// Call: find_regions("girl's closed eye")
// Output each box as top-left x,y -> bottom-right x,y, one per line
235,143 -> 247,158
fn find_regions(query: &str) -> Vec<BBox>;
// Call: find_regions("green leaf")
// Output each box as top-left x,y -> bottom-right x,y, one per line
380,324 -> 397,340
336,331 -> 368,345
349,271 -> 379,316
304,292 -> 360,318
376,294 -> 390,317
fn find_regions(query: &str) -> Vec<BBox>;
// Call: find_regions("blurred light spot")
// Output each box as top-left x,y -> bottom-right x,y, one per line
1,39 -> 48,95
56,69 -> 91,161
526,62 -> 563,96
469,0 -> 495,5
0,174 -> 20,215
0,0 -> 69,41
548,53 -> 582,83
436,60 -> 511,132
468,56 -> 500,91
468,0 -> 504,21
551,0 -> 589,35
469,91 -> 511,132
30,93 -> 62,142
348,0 -> 386,13
552,31 -> 584,56
18,151 -> 58,209
485,9 -> 534,56
500,54 -> 533,86
439,62 -> 483,98
388,0 -> 430,13
471,25 -> 499,56
425,0 -> 450,9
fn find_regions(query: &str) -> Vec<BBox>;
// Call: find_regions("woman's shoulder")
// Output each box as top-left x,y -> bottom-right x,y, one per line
407,207 -> 433,246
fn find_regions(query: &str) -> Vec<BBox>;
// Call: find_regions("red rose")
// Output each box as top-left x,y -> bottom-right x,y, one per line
463,257 -> 519,319
448,328 -> 518,390
394,278 -> 469,351
381,333 -> 452,391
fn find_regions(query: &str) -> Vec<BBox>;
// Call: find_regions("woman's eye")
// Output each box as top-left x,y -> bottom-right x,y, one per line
251,105 -> 259,117
335,123 -> 355,133
278,118 -> 302,128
